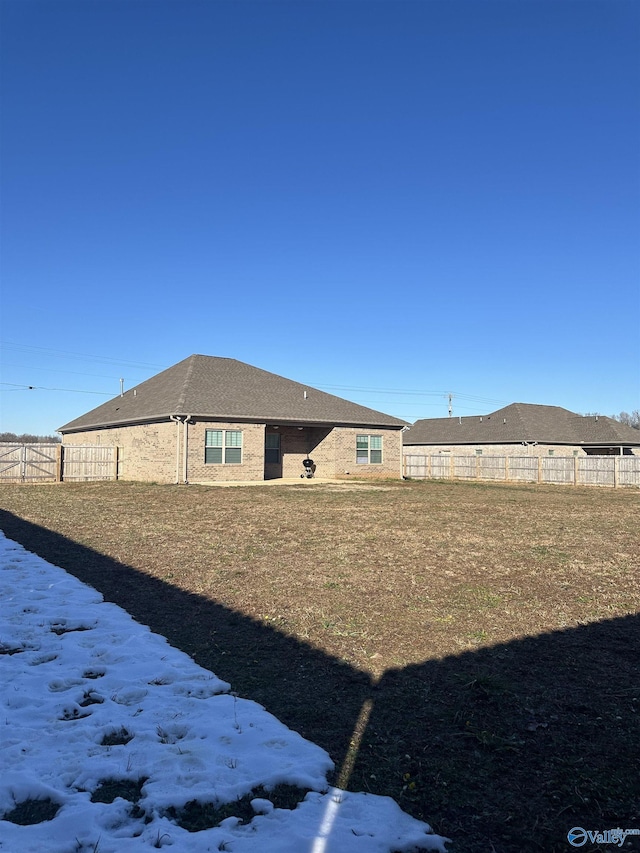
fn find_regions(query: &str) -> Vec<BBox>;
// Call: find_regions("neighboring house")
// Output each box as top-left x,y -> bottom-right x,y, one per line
59,355 -> 408,483
403,403 -> 640,457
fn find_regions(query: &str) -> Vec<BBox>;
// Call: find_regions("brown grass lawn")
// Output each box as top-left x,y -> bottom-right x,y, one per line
0,478 -> 639,852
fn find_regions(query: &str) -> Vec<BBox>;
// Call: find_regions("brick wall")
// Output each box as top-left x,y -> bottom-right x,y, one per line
334,426 -> 404,478
188,423 -> 404,481
62,420 -> 406,482
186,421 -> 265,482
62,422 -> 177,482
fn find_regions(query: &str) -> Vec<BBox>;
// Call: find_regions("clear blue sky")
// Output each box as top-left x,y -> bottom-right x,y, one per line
1,0 -> 639,435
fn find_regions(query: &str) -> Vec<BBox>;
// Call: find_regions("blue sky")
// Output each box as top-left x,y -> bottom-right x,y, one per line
1,0 -> 639,435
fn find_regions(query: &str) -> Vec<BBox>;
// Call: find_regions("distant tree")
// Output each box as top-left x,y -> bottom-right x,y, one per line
581,411 -> 640,430
0,432 -> 61,444
612,410 -> 640,430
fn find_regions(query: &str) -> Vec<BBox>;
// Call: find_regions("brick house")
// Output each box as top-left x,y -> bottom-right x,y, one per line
59,355 -> 408,483
403,403 -> 640,458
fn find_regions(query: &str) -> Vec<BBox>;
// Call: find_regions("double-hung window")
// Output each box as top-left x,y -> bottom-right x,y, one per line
356,434 -> 382,464
205,429 -> 242,464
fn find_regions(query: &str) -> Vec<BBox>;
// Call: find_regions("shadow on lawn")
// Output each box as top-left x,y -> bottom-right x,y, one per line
1,509 -> 639,853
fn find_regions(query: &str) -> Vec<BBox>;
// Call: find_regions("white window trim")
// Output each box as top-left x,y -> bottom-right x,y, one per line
356,434 -> 383,464
205,429 -> 243,465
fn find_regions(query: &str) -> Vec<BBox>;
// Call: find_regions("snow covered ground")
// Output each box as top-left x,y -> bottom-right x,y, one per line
0,532 -> 449,853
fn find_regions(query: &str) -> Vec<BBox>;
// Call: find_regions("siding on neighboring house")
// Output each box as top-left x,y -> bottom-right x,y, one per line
403,404 -> 640,459
407,443 -> 640,457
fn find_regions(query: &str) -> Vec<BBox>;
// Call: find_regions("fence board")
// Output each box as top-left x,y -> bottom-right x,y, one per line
403,454 -> 429,479
619,457 -> 640,487
430,456 -> 451,479
454,457 -> 476,479
578,457 -> 615,487
506,456 -> 538,482
62,446 -> 116,481
0,445 -> 24,481
403,453 -> 640,489
0,444 -> 58,482
0,444 -> 116,482
542,457 -> 574,484
479,456 -> 506,480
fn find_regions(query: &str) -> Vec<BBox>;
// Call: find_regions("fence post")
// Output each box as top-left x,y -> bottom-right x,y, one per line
505,456 -> 509,482
538,456 -> 542,484
56,445 -> 63,482
614,455 -> 618,489
450,454 -> 454,480
113,446 -> 119,481
574,455 -> 579,486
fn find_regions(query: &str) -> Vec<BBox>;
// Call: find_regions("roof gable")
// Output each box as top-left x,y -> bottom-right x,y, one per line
59,355 -> 408,432
403,403 -> 640,446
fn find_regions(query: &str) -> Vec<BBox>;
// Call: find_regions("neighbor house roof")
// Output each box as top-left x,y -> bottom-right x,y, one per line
403,403 -> 640,447
59,355 -> 408,432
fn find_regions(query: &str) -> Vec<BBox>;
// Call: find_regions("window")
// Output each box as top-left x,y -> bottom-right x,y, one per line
475,449 -> 483,456
548,449 -> 555,456
356,434 -> 382,464
205,429 -> 242,464
265,432 -> 280,464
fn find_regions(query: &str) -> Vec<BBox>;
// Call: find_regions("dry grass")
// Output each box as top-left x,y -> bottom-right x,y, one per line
1,478 -> 639,852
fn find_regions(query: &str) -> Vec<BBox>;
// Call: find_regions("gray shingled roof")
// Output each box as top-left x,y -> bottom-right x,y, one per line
403,403 -> 640,447
59,355 -> 408,432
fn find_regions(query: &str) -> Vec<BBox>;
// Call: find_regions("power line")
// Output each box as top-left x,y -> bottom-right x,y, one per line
0,341 -> 165,371
0,362 -> 130,381
310,382 -> 509,406
1,341 -> 512,410
312,383 -> 447,397
0,383 -> 112,396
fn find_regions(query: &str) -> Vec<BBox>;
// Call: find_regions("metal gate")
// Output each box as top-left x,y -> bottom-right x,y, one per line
0,444 -> 58,482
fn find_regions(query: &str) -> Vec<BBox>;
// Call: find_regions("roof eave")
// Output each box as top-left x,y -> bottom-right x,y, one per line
58,414 -> 176,433
59,412 -> 408,433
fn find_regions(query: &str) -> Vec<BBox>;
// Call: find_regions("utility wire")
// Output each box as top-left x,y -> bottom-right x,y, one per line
1,341 -> 511,408
0,362 -> 139,381
312,384 -> 510,406
0,341 -> 165,371
0,383 -> 112,396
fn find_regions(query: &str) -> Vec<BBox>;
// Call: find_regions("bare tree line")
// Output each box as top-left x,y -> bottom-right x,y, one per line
582,411 -> 640,430
614,410 -> 640,430
0,432 -> 61,444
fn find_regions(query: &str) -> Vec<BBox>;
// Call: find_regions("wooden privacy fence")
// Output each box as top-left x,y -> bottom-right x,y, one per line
403,453 -> 640,489
0,444 -> 59,482
0,444 -> 118,483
